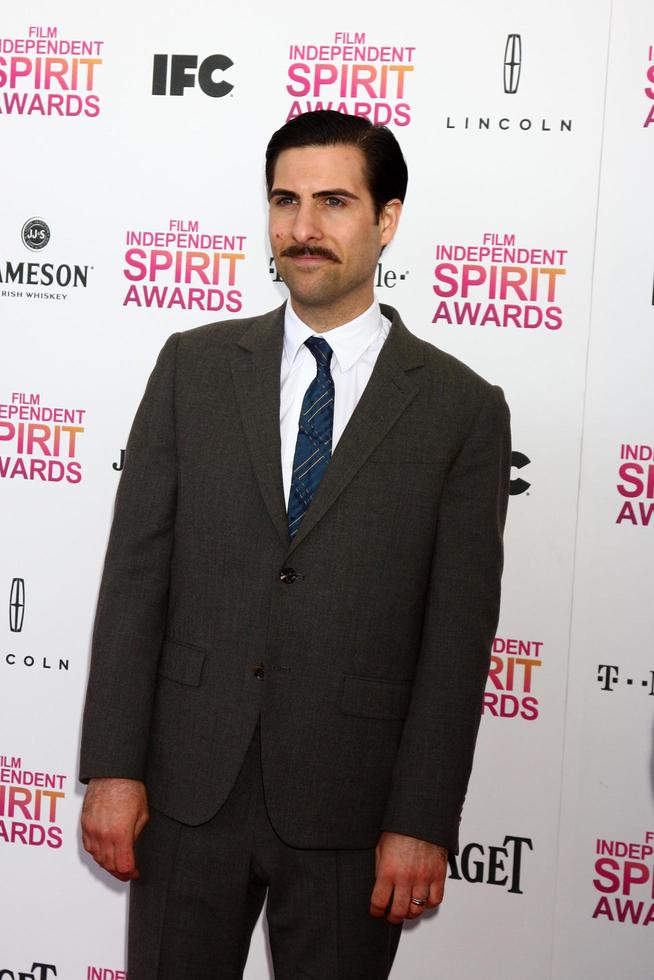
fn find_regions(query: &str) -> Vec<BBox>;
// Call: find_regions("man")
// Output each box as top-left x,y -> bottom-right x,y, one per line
80,110 -> 511,978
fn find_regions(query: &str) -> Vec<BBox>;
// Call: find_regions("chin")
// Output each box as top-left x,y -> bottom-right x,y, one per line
286,275 -> 337,303
288,289 -> 329,310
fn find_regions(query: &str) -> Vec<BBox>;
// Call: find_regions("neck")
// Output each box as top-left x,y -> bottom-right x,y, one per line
290,290 -> 376,333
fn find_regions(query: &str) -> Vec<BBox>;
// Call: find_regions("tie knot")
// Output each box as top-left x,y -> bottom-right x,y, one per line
304,336 -> 333,369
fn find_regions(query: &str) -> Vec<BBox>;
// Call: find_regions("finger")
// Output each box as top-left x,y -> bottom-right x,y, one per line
387,883 -> 412,924
83,827 -> 105,865
81,814 -> 98,853
407,891 -> 430,919
111,868 -> 137,882
103,841 -> 137,882
83,815 -> 104,848
82,813 -> 109,863
134,808 -> 149,839
115,836 -> 138,877
101,834 -> 124,875
99,836 -> 117,873
374,843 -> 382,877
369,874 -> 393,918
83,824 -> 136,880
427,877 -> 445,908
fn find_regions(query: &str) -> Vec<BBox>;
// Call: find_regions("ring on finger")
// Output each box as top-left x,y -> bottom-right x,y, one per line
410,896 -> 427,907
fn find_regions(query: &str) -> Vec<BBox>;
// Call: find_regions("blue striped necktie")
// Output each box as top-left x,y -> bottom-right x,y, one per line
287,336 -> 335,538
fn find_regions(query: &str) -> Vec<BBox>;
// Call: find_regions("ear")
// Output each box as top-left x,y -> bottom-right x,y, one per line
379,199 -> 403,248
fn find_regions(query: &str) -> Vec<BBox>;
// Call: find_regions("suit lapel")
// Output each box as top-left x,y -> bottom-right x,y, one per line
230,302 -> 425,556
285,304 -> 424,556
230,304 -> 290,549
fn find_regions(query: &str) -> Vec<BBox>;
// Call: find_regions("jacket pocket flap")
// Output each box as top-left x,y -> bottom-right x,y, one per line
157,638 -> 206,687
341,674 -> 412,720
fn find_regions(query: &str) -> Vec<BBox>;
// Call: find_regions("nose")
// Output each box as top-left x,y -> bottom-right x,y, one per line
291,200 -> 322,244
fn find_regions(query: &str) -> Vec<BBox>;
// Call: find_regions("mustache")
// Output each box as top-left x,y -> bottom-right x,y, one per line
281,245 -> 340,263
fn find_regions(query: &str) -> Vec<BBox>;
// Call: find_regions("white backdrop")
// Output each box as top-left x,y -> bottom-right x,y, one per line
1,0 -> 652,977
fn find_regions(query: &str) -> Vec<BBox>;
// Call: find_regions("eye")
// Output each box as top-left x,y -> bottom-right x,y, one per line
324,196 -> 345,207
272,196 -> 296,207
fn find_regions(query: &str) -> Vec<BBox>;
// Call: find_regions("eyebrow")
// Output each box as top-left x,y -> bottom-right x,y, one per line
269,187 -> 360,201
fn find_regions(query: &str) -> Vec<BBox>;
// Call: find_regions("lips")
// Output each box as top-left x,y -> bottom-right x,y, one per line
289,254 -> 330,264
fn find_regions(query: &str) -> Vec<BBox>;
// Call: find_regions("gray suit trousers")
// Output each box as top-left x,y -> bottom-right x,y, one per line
128,720 -> 403,979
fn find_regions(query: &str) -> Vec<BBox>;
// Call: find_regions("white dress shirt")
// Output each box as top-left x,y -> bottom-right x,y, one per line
280,299 -> 391,508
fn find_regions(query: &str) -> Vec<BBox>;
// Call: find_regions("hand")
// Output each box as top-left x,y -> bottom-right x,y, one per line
369,831 -> 448,923
81,777 -> 149,882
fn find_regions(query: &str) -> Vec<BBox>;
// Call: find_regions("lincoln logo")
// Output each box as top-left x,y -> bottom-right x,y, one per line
9,577 -> 25,633
504,34 -> 522,94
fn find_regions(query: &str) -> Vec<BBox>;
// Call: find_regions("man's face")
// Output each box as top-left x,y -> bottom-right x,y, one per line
268,144 -> 401,322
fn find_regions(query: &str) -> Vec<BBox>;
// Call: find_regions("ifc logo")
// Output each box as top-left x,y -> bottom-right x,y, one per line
21,217 -> 50,251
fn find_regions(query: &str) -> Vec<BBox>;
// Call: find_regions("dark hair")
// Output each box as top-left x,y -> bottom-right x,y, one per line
265,110 -> 408,220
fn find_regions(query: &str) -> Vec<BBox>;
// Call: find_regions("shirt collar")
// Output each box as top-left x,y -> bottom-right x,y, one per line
283,299 -> 384,373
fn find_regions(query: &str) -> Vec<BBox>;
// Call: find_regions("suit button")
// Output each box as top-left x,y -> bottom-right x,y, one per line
280,567 -> 298,584
252,663 -> 265,679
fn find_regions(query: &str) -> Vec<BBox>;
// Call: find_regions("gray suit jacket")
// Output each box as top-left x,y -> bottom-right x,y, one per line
79,302 -> 511,854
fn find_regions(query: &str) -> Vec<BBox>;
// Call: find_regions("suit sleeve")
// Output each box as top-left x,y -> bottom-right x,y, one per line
381,384 -> 511,854
79,332 -> 180,784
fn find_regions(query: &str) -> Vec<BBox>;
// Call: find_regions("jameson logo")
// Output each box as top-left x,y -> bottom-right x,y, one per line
0,218 -> 92,302
21,217 -> 50,250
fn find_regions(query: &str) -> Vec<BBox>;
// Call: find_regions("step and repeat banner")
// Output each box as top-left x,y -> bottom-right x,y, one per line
1,0 -> 652,977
